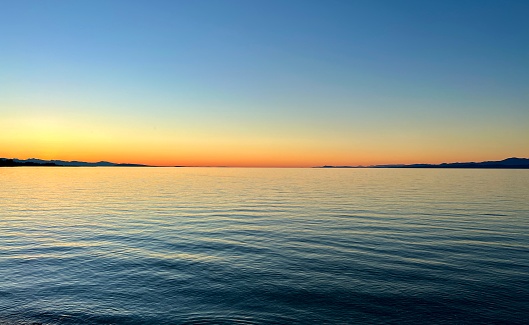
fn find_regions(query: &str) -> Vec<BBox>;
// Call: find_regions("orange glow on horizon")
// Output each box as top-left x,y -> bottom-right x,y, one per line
3,147 -> 522,168
2,114 -> 527,167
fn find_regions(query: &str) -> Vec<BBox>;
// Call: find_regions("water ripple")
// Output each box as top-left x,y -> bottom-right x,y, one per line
0,168 -> 528,324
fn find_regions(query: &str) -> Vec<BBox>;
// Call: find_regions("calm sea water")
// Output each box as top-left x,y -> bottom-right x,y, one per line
0,168 -> 528,324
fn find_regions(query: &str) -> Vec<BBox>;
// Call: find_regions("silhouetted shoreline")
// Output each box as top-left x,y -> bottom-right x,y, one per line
0,158 -> 147,167
317,157 -> 529,169
0,159 -> 58,167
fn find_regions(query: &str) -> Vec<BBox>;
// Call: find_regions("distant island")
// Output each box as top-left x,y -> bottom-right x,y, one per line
317,157 -> 529,169
0,158 -> 147,167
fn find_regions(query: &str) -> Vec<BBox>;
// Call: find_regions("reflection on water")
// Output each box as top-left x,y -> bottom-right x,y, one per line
0,168 -> 528,324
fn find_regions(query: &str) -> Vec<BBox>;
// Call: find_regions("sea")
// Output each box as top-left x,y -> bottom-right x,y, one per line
0,167 -> 528,324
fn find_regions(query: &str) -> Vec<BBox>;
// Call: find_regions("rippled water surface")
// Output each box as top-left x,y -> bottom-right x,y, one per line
1,168 -> 528,324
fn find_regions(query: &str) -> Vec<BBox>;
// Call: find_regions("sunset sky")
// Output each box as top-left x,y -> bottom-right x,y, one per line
2,0 -> 528,167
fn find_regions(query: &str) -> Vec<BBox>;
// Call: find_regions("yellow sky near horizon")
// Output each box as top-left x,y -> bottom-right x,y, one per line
2,111 -> 527,167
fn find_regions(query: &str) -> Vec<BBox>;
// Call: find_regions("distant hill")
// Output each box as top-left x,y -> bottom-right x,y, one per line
317,158 -> 529,169
0,158 -> 58,167
1,158 -> 147,167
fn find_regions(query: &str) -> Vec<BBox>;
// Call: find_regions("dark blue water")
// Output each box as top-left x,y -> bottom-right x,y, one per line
1,168 -> 528,324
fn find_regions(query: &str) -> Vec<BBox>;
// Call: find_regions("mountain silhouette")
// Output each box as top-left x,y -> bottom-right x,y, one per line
317,158 -> 529,169
0,158 -> 58,167
1,158 -> 147,167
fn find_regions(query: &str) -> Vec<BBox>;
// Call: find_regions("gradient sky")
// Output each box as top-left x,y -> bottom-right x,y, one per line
2,0 -> 528,167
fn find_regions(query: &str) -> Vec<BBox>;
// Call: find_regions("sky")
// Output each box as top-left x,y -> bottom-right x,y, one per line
1,0 -> 528,167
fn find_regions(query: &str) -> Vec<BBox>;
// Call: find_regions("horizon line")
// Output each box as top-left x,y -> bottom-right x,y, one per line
2,156 -> 528,169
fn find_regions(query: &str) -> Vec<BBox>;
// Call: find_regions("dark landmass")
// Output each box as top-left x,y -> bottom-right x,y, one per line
317,158 -> 529,169
0,158 -> 58,167
1,158 -> 147,167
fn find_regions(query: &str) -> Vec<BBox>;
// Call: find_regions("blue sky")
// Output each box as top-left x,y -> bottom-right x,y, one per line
1,0 -> 528,166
